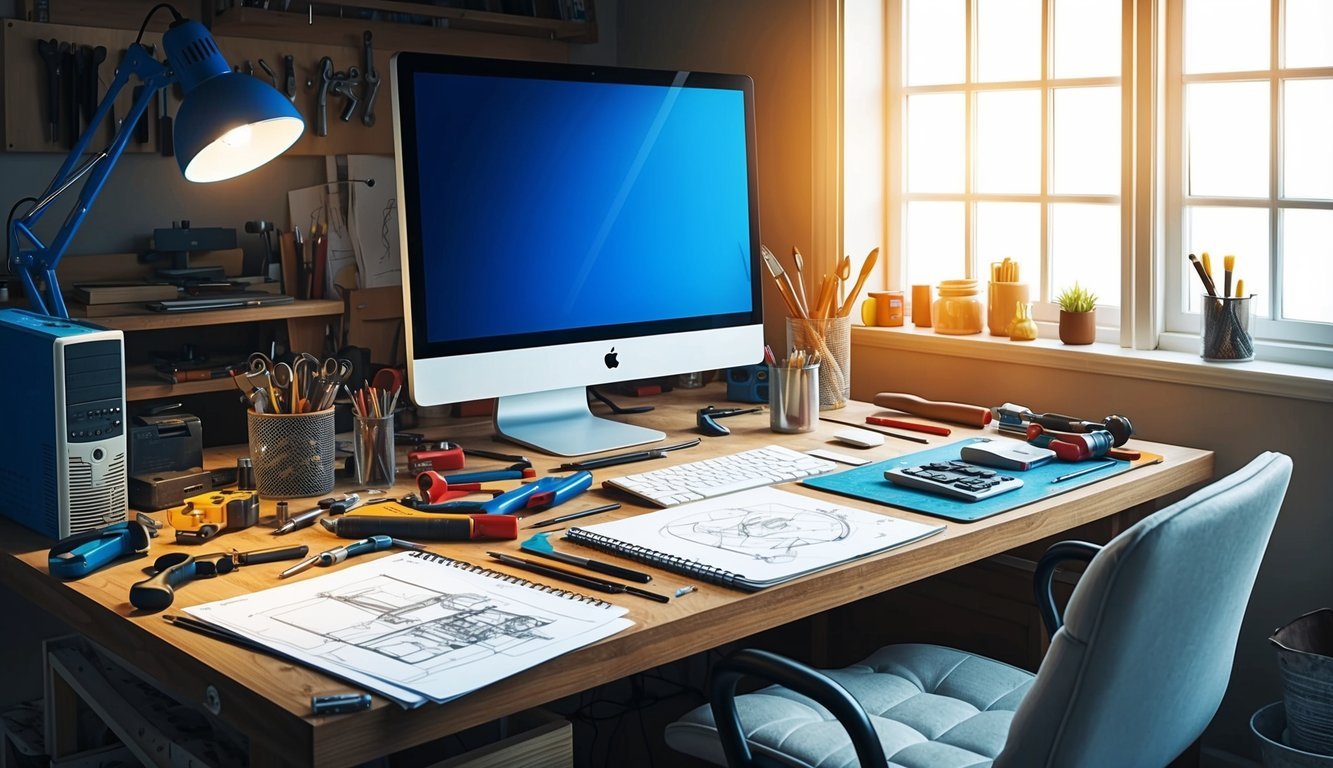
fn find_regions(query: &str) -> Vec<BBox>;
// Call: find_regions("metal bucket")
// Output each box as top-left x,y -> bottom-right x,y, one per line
1272,609 -> 1333,756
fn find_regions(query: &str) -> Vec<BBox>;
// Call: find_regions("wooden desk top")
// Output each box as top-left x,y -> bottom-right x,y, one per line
0,385 -> 1213,767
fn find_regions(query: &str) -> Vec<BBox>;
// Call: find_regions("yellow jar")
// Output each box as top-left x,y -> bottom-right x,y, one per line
932,279 -> 983,335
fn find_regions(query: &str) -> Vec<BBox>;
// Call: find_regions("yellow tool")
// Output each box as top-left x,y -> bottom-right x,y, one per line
167,489 -> 260,544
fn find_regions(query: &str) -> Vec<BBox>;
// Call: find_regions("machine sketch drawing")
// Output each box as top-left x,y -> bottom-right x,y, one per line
663,503 -> 855,564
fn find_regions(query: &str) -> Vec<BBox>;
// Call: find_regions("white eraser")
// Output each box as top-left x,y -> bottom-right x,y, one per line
832,428 -> 885,449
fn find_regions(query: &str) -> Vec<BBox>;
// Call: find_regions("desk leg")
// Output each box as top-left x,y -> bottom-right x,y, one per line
42,645 -> 79,760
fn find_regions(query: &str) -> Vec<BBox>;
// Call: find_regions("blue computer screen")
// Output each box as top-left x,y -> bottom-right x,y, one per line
406,71 -> 755,351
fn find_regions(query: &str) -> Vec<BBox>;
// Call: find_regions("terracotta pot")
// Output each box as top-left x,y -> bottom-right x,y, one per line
1059,310 -> 1096,345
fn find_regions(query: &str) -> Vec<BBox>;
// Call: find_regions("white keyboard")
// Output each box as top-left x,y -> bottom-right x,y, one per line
601,444 -> 838,507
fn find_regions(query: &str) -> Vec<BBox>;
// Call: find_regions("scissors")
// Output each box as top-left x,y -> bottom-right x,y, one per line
271,362 -> 297,412
247,352 -> 275,375
312,357 -> 353,411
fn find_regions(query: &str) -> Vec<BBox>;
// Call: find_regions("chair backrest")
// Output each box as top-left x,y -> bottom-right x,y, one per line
997,451 -> 1292,768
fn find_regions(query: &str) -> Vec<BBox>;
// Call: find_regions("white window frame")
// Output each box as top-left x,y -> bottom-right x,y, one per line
1158,0 -> 1333,367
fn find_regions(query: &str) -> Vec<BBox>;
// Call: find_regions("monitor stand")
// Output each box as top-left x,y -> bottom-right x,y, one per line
493,387 -> 665,457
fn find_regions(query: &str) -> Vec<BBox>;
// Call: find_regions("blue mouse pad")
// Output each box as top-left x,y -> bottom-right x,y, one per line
802,437 -> 1160,523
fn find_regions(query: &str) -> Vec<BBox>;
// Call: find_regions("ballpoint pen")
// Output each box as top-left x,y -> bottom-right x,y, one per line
488,552 -> 669,603
555,439 -> 700,471
1051,460 -> 1118,484
521,532 -> 652,583
524,503 -> 622,529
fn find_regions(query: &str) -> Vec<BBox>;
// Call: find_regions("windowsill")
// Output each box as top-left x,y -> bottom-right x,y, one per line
852,325 -> 1333,404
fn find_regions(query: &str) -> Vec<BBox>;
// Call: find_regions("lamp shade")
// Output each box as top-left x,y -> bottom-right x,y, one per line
163,18 -> 304,182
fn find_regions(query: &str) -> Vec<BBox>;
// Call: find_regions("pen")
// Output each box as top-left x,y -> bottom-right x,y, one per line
555,439 -> 700,471
818,416 -> 929,445
524,503 -> 621,529
487,552 -> 669,603
520,533 -> 652,583
1051,460 -> 1118,484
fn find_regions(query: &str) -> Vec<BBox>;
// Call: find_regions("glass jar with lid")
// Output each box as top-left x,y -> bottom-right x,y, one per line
932,279 -> 983,335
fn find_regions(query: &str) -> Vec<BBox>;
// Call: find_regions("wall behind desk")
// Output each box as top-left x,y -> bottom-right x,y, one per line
1,152 -> 327,274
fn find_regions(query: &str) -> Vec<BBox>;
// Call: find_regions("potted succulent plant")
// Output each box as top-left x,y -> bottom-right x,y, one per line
1055,282 -> 1097,345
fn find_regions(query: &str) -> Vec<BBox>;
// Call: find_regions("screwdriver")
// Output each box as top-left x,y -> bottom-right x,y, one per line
279,534 -> 393,578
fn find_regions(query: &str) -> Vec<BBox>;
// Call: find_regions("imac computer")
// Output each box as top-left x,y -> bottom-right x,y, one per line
391,53 -> 764,456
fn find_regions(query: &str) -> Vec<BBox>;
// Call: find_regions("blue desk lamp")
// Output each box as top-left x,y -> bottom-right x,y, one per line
7,4 -> 304,318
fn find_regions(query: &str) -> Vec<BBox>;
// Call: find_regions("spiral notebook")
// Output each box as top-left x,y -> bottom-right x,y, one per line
183,550 -> 633,708
564,486 -> 945,591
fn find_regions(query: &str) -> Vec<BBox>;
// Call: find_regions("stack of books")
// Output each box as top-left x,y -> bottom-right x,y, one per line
67,282 -> 179,317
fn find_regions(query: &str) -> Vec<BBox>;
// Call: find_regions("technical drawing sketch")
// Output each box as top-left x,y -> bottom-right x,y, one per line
664,504 -> 852,563
184,551 -> 632,704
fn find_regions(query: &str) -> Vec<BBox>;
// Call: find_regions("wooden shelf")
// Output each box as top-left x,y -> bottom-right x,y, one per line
205,1 -> 597,47
89,300 -> 343,332
125,365 -> 242,401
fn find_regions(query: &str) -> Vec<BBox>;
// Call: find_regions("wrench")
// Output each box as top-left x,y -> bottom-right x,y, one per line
361,30 -> 380,126
316,56 -> 333,136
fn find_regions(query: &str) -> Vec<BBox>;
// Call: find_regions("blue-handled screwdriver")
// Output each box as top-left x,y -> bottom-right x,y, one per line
279,534 -> 393,579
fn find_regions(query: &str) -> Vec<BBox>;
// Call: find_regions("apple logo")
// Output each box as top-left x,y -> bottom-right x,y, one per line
604,347 -> 620,369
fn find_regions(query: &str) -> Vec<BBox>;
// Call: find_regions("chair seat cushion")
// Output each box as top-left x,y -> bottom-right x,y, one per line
666,644 -> 1034,768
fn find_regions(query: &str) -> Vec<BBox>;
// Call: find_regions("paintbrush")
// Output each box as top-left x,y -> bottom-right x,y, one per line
1223,254 -> 1235,298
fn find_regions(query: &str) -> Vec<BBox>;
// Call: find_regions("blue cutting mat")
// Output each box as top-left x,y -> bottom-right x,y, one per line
802,437 -> 1145,523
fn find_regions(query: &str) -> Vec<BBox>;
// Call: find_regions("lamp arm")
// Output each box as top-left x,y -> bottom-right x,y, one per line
8,43 -> 170,318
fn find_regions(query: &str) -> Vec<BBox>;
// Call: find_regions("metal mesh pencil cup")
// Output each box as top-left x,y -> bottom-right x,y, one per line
786,315 -> 850,410
1200,294 -> 1254,362
246,408 -> 336,498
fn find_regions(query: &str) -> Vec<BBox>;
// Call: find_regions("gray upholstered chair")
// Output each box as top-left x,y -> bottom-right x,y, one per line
666,451 -> 1293,768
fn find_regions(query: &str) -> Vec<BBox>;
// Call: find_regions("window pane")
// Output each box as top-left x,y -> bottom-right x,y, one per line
1053,86 -> 1121,195
906,94 -> 965,193
1053,0 -> 1121,78
1286,0 -> 1333,69
1284,79 -> 1333,200
976,202 -> 1040,286
905,201 -> 965,290
1184,0 -> 1269,74
978,0 -> 1041,82
976,90 -> 1041,193
1185,206 -> 1270,315
1051,203 -> 1119,305
906,0 -> 965,86
1282,210 -> 1333,324
1187,82 -> 1269,198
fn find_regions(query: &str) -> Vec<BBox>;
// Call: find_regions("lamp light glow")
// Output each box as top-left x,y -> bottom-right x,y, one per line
6,7 -> 305,318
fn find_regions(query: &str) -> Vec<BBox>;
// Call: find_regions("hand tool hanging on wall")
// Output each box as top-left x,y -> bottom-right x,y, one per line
258,57 -> 278,89
330,66 -> 361,123
361,30 -> 380,126
158,87 -> 173,156
36,38 -> 61,143
316,56 -> 333,136
88,45 -> 107,139
283,53 -> 297,101
61,42 -> 76,147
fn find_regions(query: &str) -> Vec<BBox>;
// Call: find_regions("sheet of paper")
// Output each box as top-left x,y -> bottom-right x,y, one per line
346,155 -> 402,287
185,551 -> 632,704
570,486 -> 944,586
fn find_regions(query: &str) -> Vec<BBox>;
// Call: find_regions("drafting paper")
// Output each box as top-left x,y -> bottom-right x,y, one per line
566,486 -> 945,590
346,155 -> 402,287
184,551 -> 632,705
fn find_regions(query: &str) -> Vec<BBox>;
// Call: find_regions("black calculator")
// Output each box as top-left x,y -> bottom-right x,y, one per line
884,460 -> 1023,502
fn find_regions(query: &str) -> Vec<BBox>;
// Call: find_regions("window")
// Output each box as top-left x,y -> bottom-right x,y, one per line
876,0 -> 1333,363
889,0 -> 1123,331
1164,0 -> 1333,361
